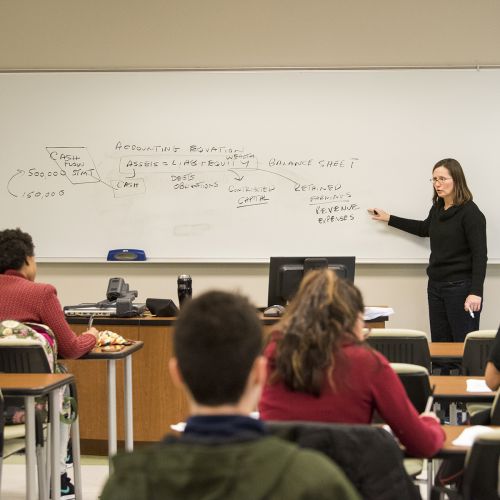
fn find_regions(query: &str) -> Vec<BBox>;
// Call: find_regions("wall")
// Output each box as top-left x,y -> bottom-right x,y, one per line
36,262 -> 500,334
1,0 -> 500,333
1,0 -> 500,70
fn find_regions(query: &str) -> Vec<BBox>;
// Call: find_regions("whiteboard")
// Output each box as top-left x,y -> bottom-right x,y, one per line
0,69 -> 498,263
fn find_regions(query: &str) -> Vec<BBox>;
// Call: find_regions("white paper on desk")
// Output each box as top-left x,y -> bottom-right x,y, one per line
364,307 -> 395,321
170,422 -> 186,432
466,379 -> 493,393
452,425 -> 494,446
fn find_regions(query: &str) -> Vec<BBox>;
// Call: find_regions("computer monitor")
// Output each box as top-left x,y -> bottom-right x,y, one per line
267,256 -> 356,307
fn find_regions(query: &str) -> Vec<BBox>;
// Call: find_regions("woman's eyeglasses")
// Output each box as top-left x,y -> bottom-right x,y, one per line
430,177 -> 452,184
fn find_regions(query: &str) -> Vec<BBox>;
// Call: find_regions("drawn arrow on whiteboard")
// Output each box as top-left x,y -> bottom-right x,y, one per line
246,168 -> 300,187
227,167 -> 300,187
7,169 -> 25,197
228,169 -> 245,181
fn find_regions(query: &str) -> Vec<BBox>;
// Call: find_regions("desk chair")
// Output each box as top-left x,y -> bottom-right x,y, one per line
366,329 -> 431,371
489,390 -> 500,425
469,389 -> 500,426
461,330 -> 496,376
0,321 -> 82,499
431,429 -> 500,500
390,363 -> 434,497
390,363 -> 431,413
267,421 -> 420,500
0,344 -> 51,499
462,330 -> 497,421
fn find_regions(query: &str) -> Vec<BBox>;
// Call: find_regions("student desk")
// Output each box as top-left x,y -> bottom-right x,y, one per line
77,341 -> 143,469
63,338 -> 143,461
436,425 -> 500,458
429,342 -> 464,363
0,373 -> 75,500
429,376 -> 494,402
66,317 -> 185,453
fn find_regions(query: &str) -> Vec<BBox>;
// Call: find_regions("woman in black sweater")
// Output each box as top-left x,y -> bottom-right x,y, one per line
368,158 -> 487,342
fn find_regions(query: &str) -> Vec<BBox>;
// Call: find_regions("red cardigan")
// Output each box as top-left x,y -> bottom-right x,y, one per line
0,270 -> 96,359
259,335 -> 445,458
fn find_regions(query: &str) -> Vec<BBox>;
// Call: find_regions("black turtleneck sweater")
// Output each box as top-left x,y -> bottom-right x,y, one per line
388,200 -> 487,296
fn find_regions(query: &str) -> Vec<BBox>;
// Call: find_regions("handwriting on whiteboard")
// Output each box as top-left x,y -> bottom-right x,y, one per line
5,143 -> 360,224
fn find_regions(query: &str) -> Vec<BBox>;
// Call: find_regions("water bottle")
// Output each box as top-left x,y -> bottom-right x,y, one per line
177,274 -> 192,307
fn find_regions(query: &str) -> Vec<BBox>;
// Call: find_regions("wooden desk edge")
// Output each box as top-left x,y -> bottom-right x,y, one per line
436,425 -> 500,457
82,340 -> 144,360
68,315 -> 388,328
0,373 -> 75,395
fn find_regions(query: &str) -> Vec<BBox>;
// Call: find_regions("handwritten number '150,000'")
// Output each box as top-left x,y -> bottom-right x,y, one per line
22,190 -> 65,200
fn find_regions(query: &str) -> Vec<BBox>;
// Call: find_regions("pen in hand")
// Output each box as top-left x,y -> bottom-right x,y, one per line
88,314 -> 94,330
468,307 -> 475,319
424,384 -> 436,413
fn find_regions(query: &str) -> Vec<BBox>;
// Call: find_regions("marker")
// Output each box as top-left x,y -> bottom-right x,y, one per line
88,314 -> 94,330
424,384 -> 436,413
468,307 -> 475,319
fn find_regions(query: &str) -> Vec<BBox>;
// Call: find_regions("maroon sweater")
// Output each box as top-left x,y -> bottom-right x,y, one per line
259,336 -> 444,458
0,270 -> 96,359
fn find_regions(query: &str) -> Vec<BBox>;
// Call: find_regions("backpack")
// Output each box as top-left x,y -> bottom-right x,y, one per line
0,320 -> 76,424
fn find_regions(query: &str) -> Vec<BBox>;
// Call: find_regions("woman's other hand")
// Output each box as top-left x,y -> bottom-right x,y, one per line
367,208 -> 390,222
464,294 -> 482,313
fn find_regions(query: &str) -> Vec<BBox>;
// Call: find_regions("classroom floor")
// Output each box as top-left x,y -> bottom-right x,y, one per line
1,454 -> 109,500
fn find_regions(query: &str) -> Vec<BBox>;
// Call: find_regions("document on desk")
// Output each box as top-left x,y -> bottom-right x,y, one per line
170,422 -> 187,432
466,379 -> 493,393
364,307 -> 394,321
452,425 -> 494,446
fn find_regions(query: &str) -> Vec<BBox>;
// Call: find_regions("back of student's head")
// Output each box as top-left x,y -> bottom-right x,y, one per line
0,228 -> 34,274
274,268 -> 364,396
173,290 -> 263,406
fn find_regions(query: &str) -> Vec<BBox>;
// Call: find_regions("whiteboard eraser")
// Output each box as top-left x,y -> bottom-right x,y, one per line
107,249 -> 146,261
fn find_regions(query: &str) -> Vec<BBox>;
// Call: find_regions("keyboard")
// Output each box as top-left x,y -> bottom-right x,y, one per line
64,306 -> 117,317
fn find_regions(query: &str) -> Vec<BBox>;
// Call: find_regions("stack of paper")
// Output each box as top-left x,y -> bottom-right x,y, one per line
452,426 -> 494,446
364,307 -> 395,321
466,379 -> 493,393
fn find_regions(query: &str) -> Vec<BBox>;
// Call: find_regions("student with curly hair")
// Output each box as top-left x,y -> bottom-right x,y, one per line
259,269 -> 444,458
0,227 -> 99,499
0,228 -> 98,358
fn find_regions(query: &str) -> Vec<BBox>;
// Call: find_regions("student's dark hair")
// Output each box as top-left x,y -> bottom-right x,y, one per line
173,290 -> 263,406
432,158 -> 472,206
0,228 -> 35,274
273,269 -> 364,397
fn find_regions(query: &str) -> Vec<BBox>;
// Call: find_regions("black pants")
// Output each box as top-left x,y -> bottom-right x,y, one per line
427,279 -> 481,343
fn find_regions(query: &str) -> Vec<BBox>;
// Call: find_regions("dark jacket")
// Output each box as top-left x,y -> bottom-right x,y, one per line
268,421 -> 421,500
